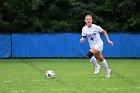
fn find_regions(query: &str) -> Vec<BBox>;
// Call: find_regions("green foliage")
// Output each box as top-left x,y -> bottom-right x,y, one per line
0,0 -> 139,33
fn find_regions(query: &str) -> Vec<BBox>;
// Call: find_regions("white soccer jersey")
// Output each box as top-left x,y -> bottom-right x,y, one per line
82,24 -> 103,49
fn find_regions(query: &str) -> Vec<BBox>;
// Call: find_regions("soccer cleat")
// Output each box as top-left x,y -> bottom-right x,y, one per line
106,69 -> 112,78
94,65 -> 100,75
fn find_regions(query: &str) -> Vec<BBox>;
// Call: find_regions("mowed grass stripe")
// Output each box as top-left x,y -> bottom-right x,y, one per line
0,59 -> 140,93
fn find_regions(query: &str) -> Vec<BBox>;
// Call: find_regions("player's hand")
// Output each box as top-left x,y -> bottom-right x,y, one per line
80,38 -> 84,43
108,40 -> 113,46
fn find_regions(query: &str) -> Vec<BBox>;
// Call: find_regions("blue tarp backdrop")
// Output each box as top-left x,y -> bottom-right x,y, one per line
12,33 -> 89,57
0,33 -> 140,58
0,35 -> 11,58
102,34 -> 140,57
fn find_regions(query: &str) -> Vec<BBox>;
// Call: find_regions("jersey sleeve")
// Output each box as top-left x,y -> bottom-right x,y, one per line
82,28 -> 86,37
96,25 -> 103,33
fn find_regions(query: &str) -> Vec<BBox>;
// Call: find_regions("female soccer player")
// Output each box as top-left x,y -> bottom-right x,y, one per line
80,15 -> 113,78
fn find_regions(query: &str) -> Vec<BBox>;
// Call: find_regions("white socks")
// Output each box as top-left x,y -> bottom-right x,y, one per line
90,57 -> 109,72
89,56 -> 99,67
101,59 -> 109,71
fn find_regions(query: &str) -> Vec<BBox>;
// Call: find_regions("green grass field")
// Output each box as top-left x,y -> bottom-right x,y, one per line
0,59 -> 140,93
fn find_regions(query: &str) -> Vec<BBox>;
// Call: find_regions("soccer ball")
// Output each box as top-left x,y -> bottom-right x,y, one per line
45,70 -> 55,78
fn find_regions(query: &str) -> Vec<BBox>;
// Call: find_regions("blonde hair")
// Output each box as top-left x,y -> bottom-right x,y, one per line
85,15 -> 93,19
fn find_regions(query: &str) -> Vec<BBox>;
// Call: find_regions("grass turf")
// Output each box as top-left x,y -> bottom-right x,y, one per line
0,59 -> 140,93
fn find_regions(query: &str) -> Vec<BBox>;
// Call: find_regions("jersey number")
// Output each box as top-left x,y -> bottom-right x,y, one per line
90,37 -> 93,41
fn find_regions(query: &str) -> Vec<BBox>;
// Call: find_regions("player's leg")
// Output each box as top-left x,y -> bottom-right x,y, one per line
96,52 -> 112,78
86,51 -> 99,67
86,51 -> 100,75
90,48 -> 112,78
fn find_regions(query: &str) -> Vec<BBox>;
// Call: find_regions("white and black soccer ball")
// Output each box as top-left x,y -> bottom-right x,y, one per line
45,70 -> 55,78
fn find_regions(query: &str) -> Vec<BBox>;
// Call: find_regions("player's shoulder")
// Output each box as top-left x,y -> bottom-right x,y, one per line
82,25 -> 88,31
82,25 -> 87,29
92,24 -> 100,28
92,24 -> 103,30
92,24 -> 103,32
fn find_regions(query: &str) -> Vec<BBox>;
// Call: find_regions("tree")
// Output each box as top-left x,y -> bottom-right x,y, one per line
0,0 -> 139,33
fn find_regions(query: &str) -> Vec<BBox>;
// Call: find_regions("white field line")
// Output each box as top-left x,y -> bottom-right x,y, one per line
107,88 -> 118,91
136,87 -> 140,89
30,79 -> 47,82
3,80 -> 13,83
11,90 -> 17,93
11,89 -> 68,93
11,90 -> 27,93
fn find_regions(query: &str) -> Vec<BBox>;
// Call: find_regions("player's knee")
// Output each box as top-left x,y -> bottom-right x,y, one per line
86,51 -> 93,59
98,57 -> 104,62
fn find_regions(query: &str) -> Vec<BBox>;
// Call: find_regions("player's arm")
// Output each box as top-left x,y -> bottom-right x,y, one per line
102,30 -> 113,46
80,36 -> 86,43
80,28 -> 86,43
